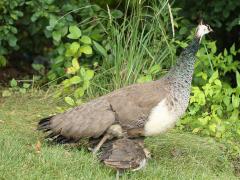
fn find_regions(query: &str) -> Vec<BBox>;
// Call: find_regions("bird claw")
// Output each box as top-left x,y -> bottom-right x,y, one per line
143,148 -> 151,159
92,134 -> 110,154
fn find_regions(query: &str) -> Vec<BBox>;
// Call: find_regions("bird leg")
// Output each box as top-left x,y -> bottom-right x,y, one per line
92,134 -> 110,154
143,148 -> 151,159
92,124 -> 123,154
134,138 -> 151,159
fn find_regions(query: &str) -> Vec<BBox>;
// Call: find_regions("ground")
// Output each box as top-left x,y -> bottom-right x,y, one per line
0,92 -> 238,179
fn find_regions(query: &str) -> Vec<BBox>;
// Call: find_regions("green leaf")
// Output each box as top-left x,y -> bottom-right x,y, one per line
209,71 -> 218,83
230,44 -> 236,55
232,94 -> 239,108
93,41 -> 107,57
174,40 -> 188,48
2,90 -> 12,97
47,71 -> 57,80
8,35 -> 17,47
67,25 -> 81,39
230,110 -> 239,121
111,10 -> 123,19
19,88 -> 26,94
214,79 -> 222,87
236,71 -> 240,88
223,96 -> 230,106
83,80 -> 90,90
85,70 -> 94,80
69,76 -> 81,85
149,65 -> 161,74
72,58 -> 80,70
64,97 -> 75,106
80,36 -> 92,44
32,64 -> 45,72
80,45 -> 93,55
74,88 -> 85,98
137,75 -> 152,83
47,15 -> 57,29
23,83 -> 31,89
52,31 -> 61,42
0,55 -> 7,67
80,67 -> 86,77
223,48 -> 228,56
65,42 -> 80,57
179,27 -> 188,35
62,79 -> 71,88
208,41 -> 217,54
10,79 -> 17,87
209,124 -> 216,133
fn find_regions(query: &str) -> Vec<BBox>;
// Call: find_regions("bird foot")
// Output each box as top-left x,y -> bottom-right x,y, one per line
143,148 -> 151,159
92,134 -> 110,154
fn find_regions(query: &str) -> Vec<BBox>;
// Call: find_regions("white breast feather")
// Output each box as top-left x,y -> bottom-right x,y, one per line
144,98 -> 176,136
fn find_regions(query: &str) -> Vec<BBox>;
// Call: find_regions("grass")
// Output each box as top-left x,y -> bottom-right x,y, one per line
0,92 -> 238,180
88,0 -> 175,97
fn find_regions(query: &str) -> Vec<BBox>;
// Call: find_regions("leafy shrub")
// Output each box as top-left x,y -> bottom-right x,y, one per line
53,25 -> 95,106
179,42 -> 240,142
0,0 -> 24,64
174,0 -> 240,31
0,0 -> 115,104
88,0 -> 178,97
2,78 -> 31,97
173,0 -> 240,51
0,0 -> 108,66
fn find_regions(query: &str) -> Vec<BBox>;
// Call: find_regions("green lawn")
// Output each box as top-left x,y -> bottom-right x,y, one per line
0,93 -> 238,179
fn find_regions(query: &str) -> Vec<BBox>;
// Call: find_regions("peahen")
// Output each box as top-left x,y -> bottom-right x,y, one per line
38,23 -> 212,155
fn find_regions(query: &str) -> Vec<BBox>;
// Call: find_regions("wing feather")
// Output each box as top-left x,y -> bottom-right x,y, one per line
39,99 -> 115,140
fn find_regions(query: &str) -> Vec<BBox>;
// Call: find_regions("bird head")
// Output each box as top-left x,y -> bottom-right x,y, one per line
195,22 -> 213,42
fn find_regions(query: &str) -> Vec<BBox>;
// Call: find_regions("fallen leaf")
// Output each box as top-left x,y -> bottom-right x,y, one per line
35,140 -> 41,154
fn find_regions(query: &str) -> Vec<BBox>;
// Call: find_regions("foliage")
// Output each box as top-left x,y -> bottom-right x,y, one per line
2,78 -> 31,97
173,0 -> 240,51
179,41 -> 240,144
0,0 -> 115,105
174,0 -> 240,31
0,0 -> 24,65
49,25 -> 96,106
88,0 -> 177,96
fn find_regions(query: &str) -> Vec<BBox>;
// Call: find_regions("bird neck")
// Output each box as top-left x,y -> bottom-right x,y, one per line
166,37 -> 200,86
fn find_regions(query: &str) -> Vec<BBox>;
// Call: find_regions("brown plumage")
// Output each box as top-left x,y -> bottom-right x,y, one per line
99,138 -> 147,171
38,23 -> 212,153
38,80 -> 167,144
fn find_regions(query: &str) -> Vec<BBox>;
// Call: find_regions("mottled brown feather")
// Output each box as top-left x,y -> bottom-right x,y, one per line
41,79 -> 168,140
99,138 -> 146,170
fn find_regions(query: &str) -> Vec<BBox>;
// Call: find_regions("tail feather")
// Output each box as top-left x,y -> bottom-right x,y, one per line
37,116 -> 53,130
45,132 -> 58,139
38,116 -> 75,144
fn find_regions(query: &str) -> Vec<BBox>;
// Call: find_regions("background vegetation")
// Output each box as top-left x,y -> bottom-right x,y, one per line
0,0 -> 240,178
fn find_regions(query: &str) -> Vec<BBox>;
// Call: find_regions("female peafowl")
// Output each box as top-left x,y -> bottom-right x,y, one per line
38,23 -> 212,154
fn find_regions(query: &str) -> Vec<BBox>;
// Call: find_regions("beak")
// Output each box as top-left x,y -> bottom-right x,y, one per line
209,26 -> 213,32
